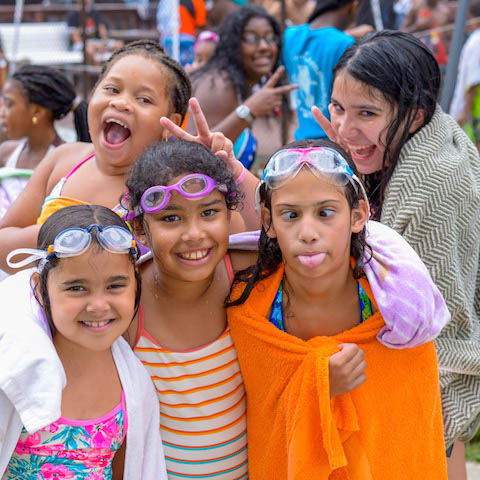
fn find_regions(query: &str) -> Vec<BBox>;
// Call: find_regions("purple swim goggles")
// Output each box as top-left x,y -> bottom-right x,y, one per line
126,174 -> 227,220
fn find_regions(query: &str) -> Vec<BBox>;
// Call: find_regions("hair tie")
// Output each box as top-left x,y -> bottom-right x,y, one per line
71,96 -> 81,112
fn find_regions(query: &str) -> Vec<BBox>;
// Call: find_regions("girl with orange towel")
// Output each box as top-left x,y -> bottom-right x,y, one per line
227,138 -> 448,479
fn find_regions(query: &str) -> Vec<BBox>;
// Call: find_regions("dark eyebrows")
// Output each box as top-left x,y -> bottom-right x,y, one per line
61,279 -> 86,286
103,75 -> 156,95
109,275 -> 129,283
159,199 -> 223,211
276,200 -> 341,208
331,96 -> 382,111
199,199 -> 223,208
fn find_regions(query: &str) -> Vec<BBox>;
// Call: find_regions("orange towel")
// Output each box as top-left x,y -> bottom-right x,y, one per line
228,266 -> 447,479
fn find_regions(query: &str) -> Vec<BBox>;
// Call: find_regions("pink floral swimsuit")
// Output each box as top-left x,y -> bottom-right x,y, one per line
3,392 -> 127,480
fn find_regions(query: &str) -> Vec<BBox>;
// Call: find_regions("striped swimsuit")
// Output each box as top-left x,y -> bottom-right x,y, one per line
134,256 -> 248,479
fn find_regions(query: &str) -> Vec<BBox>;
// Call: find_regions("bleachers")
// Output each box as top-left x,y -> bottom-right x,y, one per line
0,22 -> 83,65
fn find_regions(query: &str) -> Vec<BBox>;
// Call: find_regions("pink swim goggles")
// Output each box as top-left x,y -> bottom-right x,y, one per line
257,146 -> 369,210
126,174 -> 227,220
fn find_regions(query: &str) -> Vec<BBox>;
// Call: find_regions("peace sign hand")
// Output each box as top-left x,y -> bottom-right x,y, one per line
160,97 -> 236,167
244,66 -> 298,117
311,105 -> 351,156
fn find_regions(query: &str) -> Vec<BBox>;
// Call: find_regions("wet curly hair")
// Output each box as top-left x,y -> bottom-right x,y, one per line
124,140 -> 242,222
192,5 -> 283,101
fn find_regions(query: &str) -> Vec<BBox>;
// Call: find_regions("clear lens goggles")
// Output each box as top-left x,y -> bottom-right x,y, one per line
256,146 -> 369,212
126,174 -> 227,221
7,224 -> 137,271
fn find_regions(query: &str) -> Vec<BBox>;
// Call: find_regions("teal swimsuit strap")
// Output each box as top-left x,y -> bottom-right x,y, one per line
269,281 -> 374,331
269,282 -> 286,332
358,281 -> 373,324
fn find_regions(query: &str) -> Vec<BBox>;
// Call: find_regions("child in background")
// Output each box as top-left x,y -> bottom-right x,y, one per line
0,65 -> 89,221
1,205 -> 166,479
189,31 -> 219,72
0,40 -> 191,274
227,139 -> 448,479
450,0 -> 480,150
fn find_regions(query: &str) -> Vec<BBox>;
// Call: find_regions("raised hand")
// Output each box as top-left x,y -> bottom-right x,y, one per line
160,97 -> 242,177
311,105 -> 351,156
160,97 -> 234,160
328,343 -> 367,397
244,66 -> 298,117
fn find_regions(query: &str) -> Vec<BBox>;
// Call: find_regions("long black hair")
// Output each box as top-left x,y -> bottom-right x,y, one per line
227,138 -> 371,307
12,64 -> 90,142
333,30 -> 440,218
193,6 -> 283,101
34,205 -> 141,336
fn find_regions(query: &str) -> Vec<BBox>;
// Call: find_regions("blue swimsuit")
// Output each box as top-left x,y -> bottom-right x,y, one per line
269,281 -> 373,332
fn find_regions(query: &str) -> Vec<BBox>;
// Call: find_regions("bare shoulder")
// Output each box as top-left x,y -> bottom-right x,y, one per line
46,142 -> 95,191
229,249 -> 257,274
0,140 -> 21,167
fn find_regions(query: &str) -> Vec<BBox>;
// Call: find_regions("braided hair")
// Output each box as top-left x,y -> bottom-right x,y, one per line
12,65 -> 90,142
97,40 -> 192,122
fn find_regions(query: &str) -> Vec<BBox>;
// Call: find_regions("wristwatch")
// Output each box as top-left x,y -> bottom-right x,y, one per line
235,104 -> 255,125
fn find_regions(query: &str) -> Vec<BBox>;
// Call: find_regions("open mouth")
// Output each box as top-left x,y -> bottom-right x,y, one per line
102,118 -> 131,147
347,144 -> 376,159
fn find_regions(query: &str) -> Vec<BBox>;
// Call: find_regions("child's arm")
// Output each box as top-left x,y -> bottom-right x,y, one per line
160,98 -> 261,232
0,149 -> 58,272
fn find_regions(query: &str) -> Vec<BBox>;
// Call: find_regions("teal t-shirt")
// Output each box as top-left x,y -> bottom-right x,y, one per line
282,25 -> 354,140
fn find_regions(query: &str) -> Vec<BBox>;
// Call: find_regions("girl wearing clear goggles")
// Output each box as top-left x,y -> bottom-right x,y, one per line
7,223 -> 137,272
225,140 -> 447,478
257,146 -> 369,213
2,205 -> 167,479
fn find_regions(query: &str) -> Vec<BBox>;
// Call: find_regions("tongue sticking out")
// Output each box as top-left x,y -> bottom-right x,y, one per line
104,122 -> 131,145
298,253 -> 326,268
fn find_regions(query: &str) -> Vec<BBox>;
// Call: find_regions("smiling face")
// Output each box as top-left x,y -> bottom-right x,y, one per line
329,73 -> 396,175
46,248 -> 137,353
87,54 -> 173,170
139,174 -> 230,283
0,79 -> 34,139
241,17 -> 278,84
263,167 -> 367,280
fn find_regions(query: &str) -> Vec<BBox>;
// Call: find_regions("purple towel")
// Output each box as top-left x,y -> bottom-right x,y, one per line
229,221 -> 451,349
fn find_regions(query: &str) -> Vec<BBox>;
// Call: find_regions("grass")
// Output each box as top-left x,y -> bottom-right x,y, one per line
466,430 -> 480,462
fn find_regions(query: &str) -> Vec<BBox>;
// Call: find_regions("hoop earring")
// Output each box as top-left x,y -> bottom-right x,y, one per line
32,116 -> 38,125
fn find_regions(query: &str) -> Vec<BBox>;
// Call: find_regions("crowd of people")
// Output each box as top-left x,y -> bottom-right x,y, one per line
0,0 -> 479,479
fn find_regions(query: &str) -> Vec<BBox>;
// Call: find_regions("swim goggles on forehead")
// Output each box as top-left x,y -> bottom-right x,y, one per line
256,147 -> 369,211
7,224 -> 137,272
126,173 -> 227,221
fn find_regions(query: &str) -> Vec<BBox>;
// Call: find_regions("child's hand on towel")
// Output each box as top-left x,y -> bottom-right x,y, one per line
329,343 -> 367,397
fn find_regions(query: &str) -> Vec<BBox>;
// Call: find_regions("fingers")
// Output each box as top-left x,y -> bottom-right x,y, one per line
211,131 -> 228,154
159,116 -> 193,141
311,105 -> 336,142
274,84 -> 298,94
264,65 -> 285,87
188,97 -> 212,138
